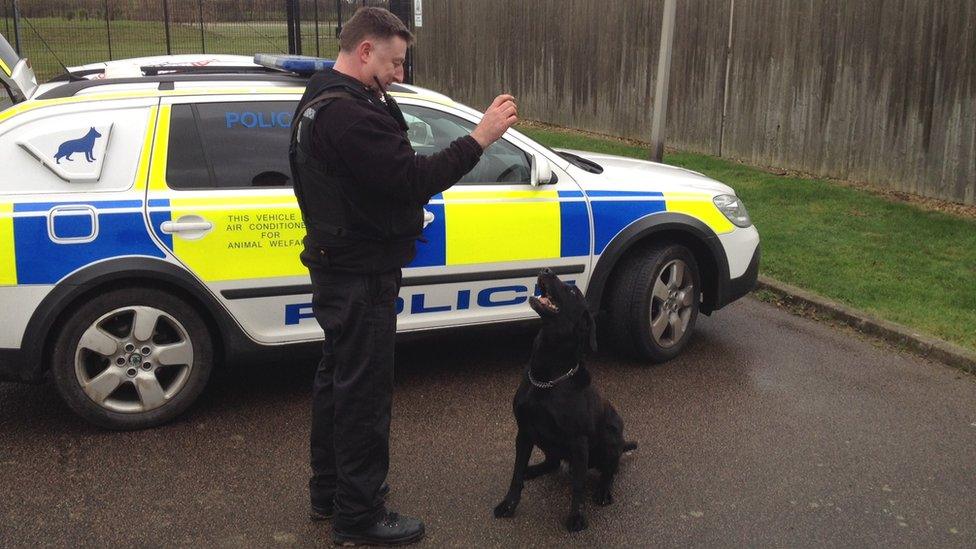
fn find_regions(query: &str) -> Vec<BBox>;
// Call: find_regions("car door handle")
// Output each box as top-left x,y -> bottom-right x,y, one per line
160,221 -> 213,233
423,209 -> 435,229
160,215 -> 213,240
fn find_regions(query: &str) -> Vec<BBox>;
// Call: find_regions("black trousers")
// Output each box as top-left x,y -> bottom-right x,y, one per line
308,267 -> 401,530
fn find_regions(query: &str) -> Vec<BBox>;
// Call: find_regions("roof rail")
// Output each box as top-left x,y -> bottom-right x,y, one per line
36,73 -> 416,101
140,64 -> 277,77
36,73 -> 309,100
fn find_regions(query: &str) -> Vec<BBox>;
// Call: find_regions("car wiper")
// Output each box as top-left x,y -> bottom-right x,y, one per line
557,151 -> 603,174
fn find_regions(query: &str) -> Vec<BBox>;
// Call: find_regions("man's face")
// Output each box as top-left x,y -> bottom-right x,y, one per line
363,36 -> 407,90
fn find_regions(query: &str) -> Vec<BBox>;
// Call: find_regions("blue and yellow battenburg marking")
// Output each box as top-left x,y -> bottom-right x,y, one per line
412,189 -> 590,268
6,200 -> 165,285
1,189 -> 731,286
0,202 -> 16,285
587,190 -> 734,255
147,190 -> 593,281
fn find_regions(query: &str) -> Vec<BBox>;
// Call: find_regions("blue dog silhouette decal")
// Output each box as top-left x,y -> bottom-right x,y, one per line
54,127 -> 102,164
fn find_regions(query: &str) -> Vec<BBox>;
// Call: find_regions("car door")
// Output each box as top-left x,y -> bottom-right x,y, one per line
395,99 -> 592,331
145,94 -> 315,344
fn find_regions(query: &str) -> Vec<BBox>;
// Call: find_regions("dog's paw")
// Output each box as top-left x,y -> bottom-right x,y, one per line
593,488 -> 613,506
493,499 -> 518,518
564,512 -> 588,532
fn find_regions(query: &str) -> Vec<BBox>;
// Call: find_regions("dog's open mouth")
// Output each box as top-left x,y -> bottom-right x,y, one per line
530,275 -> 560,314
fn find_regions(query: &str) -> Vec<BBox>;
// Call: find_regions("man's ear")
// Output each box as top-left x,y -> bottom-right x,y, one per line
357,40 -> 373,64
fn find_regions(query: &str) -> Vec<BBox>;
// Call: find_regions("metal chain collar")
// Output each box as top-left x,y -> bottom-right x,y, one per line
528,363 -> 580,389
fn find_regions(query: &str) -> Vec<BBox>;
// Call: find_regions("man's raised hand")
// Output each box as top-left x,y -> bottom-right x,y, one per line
471,94 -> 519,150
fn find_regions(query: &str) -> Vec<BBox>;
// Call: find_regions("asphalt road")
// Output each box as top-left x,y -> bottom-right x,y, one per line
1,297 -> 975,547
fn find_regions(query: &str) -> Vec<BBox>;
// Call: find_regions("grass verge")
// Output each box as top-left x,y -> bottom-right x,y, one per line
519,123 -> 976,353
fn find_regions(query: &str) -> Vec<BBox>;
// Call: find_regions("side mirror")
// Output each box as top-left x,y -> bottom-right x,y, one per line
530,155 -> 553,186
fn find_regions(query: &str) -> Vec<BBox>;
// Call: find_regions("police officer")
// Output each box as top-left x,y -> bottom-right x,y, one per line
289,7 -> 518,547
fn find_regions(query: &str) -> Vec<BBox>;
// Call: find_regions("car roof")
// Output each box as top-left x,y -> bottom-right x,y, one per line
28,54 -> 454,105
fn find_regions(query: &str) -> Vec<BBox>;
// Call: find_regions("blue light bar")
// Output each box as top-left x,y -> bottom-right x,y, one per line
253,54 -> 335,76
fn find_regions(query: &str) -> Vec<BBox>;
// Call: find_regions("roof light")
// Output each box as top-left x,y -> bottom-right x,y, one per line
253,54 -> 334,76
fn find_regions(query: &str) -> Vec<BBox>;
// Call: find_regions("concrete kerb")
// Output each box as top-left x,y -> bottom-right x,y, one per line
755,275 -> 976,374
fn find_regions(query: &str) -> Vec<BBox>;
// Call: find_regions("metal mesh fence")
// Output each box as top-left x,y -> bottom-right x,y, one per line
2,0 -> 391,82
296,0 -> 390,59
2,2 -> 12,43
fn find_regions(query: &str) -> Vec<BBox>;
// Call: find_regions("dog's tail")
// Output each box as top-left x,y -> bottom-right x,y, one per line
623,441 -> 638,452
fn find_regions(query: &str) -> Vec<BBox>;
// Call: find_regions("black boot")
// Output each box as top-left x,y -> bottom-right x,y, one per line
310,483 -> 390,521
331,510 -> 425,546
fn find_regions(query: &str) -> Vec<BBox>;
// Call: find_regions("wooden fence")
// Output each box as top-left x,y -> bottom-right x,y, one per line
412,0 -> 976,205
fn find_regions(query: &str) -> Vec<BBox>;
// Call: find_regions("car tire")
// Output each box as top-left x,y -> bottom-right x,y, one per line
605,243 -> 701,362
50,287 -> 213,430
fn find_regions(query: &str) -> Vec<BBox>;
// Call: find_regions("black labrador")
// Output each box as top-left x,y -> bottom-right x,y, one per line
493,268 -> 637,532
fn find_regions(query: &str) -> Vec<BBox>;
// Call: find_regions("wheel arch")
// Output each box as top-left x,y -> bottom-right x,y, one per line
21,257 -> 254,382
585,212 -> 731,316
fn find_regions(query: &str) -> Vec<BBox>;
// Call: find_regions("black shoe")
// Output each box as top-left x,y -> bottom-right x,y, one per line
332,511 -> 425,546
310,483 -> 391,522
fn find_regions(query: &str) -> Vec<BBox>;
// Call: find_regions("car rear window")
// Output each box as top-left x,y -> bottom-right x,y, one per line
166,101 -> 296,189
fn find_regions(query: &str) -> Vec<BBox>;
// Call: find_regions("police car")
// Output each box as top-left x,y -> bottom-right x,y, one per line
0,39 -> 760,429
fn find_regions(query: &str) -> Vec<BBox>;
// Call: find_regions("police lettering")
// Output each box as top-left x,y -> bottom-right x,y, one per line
284,281 -> 576,325
225,111 -> 293,129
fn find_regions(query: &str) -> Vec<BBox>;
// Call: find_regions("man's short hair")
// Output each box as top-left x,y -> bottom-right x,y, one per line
339,7 -> 414,52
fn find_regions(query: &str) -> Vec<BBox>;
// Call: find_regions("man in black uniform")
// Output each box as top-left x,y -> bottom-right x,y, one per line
289,7 -> 518,546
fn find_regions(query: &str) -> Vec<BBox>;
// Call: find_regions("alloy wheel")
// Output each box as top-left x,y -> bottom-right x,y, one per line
73,306 -> 194,413
648,259 -> 696,348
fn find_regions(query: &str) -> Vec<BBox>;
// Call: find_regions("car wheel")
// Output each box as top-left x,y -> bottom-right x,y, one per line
50,288 -> 213,430
606,243 -> 701,362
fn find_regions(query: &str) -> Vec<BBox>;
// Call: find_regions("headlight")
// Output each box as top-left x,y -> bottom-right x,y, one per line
712,194 -> 751,227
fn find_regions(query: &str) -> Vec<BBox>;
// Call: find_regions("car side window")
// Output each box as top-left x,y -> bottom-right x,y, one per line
400,105 -> 532,185
166,101 -> 296,190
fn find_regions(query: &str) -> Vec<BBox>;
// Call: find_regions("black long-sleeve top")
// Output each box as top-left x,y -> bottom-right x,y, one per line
309,69 -> 483,205
295,68 -> 483,272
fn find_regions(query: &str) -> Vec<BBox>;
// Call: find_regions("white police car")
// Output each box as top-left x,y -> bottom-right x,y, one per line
0,40 -> 760,429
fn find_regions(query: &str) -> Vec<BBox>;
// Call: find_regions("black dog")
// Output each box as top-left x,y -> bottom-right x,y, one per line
493,268 -> 637,532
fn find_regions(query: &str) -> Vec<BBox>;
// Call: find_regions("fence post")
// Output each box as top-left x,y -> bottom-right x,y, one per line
649,0 -> 676,163
286,0 -> 304,55
335,0 -> 342,38
11,0 -> 20,55
314,0 -> 320,57
198,0 -> 206,53
294,0 -> 302,55
718,0 -> 735,158
388,0 -> 413,83
162,0 -> 172,55
105,0 -> 113,60
286,0 -> 295,54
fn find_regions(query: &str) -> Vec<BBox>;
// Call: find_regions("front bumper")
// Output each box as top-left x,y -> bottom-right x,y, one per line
706,243 -> 760,313
727,244 -> 760,304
